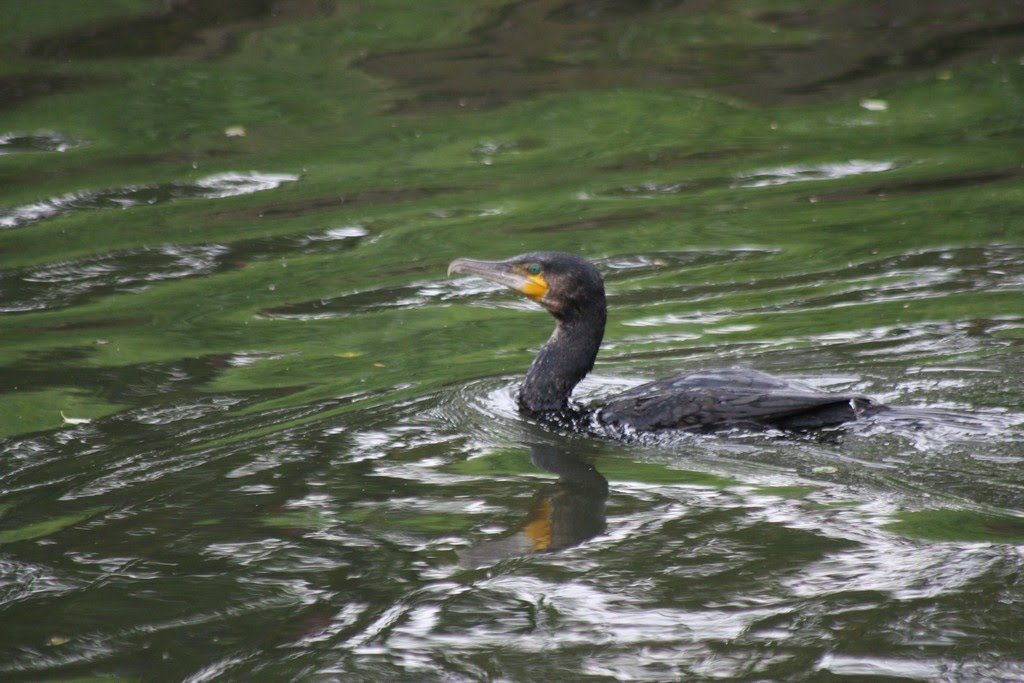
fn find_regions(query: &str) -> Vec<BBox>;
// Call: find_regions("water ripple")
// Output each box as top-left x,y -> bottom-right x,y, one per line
0,131 -> 84,155
615,244 -> 1024,320
733,159 -> 895,188
0,170 -> 299,229
1,244 -> 229,313
1,225 -> 367,314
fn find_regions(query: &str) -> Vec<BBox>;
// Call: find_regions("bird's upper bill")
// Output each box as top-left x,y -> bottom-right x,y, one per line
448,257 -> 548,302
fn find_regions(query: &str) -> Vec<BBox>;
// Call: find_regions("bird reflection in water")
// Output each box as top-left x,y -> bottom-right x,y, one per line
458,444 -> 608,568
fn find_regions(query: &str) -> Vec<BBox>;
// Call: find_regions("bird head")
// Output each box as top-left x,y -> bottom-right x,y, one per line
448,252 -> 605,319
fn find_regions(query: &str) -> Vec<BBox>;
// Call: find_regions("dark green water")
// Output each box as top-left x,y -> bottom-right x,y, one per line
2,1 -> 1024,680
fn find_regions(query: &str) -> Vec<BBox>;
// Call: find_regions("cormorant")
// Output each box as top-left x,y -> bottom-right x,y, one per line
448,251 -> 882,432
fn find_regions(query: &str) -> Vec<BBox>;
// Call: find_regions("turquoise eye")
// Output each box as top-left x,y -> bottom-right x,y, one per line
528,263 -> 541,275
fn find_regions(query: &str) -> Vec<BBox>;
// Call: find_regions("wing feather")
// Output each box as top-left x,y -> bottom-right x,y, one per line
599,369 -> 869,431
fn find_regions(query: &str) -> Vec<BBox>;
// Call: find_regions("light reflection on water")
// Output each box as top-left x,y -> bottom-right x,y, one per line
0,171 -> 299,229
1,354 -> 1022,679
0,131 -> 84,155
733,159 -> 896,188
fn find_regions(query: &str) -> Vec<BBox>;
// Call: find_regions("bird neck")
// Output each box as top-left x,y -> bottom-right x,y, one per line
518,302 -> 606,415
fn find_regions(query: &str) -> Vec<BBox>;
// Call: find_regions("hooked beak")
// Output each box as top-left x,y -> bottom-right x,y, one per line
448,258 -> 548,302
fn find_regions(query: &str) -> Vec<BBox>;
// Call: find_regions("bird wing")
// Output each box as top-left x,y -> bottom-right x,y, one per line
598,368 -> 868,431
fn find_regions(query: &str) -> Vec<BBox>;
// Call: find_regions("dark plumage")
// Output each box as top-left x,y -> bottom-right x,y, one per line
449,252 -> 880,432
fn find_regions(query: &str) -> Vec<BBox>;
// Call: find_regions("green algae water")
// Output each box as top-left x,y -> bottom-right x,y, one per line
2,1 -> 1024,680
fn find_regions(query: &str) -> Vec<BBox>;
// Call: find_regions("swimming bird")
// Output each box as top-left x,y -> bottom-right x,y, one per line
448,251 -> 881,432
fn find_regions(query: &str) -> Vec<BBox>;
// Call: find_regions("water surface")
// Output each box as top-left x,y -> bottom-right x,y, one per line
1,1 -> 1023,680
